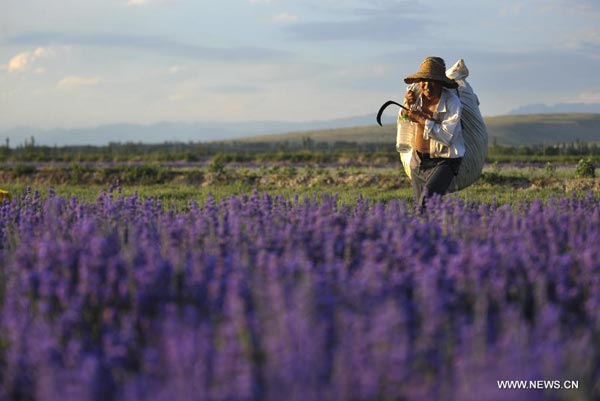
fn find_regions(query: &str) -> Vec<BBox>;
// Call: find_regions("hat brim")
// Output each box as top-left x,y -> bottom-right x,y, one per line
404,73 -> 458,89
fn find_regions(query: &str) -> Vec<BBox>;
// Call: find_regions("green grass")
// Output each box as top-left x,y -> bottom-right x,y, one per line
2,162 -> 597,211
1,159 -> 596,209
0,182 -> 414,209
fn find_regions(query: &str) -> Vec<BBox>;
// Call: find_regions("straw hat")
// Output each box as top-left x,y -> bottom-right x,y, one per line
404,56 -> 458,88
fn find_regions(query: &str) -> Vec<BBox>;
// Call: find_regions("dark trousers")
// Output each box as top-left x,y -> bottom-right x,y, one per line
411,154 -> 462,209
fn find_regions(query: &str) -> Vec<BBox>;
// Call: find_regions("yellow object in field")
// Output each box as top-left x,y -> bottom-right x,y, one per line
0,189 -> 11,202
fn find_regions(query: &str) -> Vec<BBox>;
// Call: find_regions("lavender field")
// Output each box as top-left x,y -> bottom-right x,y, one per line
1,187 -> 599,401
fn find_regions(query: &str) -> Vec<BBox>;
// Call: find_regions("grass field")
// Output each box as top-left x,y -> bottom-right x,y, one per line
1,162 -> 597,208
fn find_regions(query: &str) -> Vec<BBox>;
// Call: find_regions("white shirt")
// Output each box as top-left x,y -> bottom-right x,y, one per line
402,83 -> 466,158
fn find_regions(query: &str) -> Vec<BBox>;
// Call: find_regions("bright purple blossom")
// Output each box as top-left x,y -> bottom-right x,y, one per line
0,189 -> 599,400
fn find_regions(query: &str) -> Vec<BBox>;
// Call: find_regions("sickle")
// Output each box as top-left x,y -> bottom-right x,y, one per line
376,100 -> 409,126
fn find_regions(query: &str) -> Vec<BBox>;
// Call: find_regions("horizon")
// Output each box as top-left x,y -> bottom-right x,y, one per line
2,111 -> 600,147
4,108 -> 600,130
2,0 -> 600,135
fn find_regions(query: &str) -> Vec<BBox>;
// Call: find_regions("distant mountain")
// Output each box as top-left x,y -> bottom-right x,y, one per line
241,113 -> 600,147
509,103 -> 600,115
2,112 -> 598,147
0,115 -> 377,147
484,113 -> 600,146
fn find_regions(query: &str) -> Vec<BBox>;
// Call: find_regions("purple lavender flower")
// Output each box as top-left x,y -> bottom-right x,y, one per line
0,189 -> 599,400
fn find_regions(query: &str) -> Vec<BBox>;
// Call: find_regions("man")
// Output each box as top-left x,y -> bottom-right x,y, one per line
400,56 -> 465,209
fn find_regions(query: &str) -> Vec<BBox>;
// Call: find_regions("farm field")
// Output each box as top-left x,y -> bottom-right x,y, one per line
1,159 -> 599,401
1,161 -> 598,207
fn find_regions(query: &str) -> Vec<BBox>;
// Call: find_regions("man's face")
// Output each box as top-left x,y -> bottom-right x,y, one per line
420,79 -> 442,100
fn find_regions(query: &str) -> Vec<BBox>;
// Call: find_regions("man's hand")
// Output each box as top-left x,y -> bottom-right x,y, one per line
401,90 -> 417,120
404,89 -> 416,106
407,109 -> 434,125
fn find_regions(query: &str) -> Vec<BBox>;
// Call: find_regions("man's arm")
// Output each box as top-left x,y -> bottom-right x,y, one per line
421,95 -> 461,147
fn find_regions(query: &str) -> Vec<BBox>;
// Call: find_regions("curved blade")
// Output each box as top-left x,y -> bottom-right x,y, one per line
376,100 -> 406,126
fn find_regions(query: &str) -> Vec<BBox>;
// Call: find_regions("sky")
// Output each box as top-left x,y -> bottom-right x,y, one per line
1,0 -> 599,130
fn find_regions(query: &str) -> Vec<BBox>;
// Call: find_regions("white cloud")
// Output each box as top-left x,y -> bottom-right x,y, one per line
166,92 -> 186,102
57,76 -> 101,89
273,12 -> 298,22
8,47 -> 52,73
125,0 -> 177,6
552,0 -> 600,14
334,63 -> 392,80
574,88 -> 600,103
8,54 -> 29,72
498,3 -> 526,16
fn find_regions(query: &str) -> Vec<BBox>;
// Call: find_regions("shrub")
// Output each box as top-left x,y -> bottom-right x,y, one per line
208,158 -> 226,175
13,163 -> 37,177
544,161 -> 556,177
575,158 -> 595,178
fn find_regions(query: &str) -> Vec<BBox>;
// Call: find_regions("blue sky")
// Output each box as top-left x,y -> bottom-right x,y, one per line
1,0 -> 599,130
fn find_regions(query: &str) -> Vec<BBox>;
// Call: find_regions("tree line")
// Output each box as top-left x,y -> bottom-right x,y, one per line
1,136 -> 599,164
